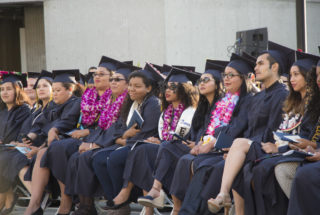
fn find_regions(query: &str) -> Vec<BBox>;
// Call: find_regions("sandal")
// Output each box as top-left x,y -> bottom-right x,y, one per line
207,193 -> 232,215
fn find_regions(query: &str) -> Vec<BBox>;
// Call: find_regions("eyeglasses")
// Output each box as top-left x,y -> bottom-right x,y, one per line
109,77 -> 126,82
222,73 -> 240,79
93,73 -> 110,78
164,83 -> 178,91
197,77 -> 214,84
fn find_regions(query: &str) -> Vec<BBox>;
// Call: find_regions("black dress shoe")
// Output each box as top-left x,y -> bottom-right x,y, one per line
0,194 -> 18,215
31,207 -> 43,215
101,200 -> 130,210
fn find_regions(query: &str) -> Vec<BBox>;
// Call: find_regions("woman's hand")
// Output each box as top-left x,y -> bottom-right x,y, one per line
123,124 -> 141,139
48,128 -> 59,146
70,129 -> 90,139
261,142 -> 278,154
190,143 -> 200,155
115,138 -> 127,146
198,140 -> 215,154
306,151 -> 320,162
25,146 -> 39,159
294,138 -> 317,149
78,142 -> 91,154
145,137 -> 161,144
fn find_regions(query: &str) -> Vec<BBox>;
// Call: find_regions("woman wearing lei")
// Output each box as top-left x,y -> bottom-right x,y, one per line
101,67 -> 199,214
24,56 -> 120,215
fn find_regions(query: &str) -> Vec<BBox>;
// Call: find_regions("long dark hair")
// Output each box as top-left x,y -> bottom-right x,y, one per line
283,66 -> 309,115
160,82 -> 198,111
192,75 -> 221,131
232,74 -> 248,118
120,71 -> 160,121
305,66 -> 320,123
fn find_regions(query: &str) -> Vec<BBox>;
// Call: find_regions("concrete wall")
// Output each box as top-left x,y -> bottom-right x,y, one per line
43,0 -> 320,73
24,6 -> 46,72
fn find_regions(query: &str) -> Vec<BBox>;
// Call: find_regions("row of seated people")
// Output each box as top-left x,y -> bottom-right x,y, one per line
0,40 -> 319,215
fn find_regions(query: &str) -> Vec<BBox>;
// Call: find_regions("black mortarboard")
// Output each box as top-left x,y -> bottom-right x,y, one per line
27,72 -> 40,79
227,53 -> 255,75
293,51 -> 320,72
52,69 -> 80,84
242,52 -> 257,64
1,73 -> 27,88
79,73 -> 87,85
123,61 -> 133,66
161,64 -> 172,76
33,70 -> 53,89
166,67 -> 200,85
261,41 -> 295,75
205,60 -> 228,81
172,65 -> 196,73
138,63 -> 165,83
115,62 -> 140,80
86,72 -> 94,84
98,56 -> 119,71
149,63 -> 163,73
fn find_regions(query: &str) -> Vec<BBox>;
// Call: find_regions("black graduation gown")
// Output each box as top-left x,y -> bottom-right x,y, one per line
171,94 -> 251,201
65,95 -> 161,198
0,104 -> 30,192
24,96 -> 81,181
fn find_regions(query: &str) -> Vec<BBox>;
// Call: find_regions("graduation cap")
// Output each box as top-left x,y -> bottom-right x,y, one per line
33,70 -> 53,89
166,67 -> 200,85
1,73 -> 27,88
86,72 -> 94,84
172,65 -> 196,73
137,63 -> 165,83
115,62 -> 141,80
161,64 -> 172,76
123,61 -> 133,66
52,69 -> 80,84
98,56 -> 119,71
205,60 -> 229,81
261,41 -> 296,75
79,73 -> 87,85
27,72 -> 40,79
227,53 -> 255,75
149,63 -> 163,73
242,52 -> 257,64
293,51 -> 320,72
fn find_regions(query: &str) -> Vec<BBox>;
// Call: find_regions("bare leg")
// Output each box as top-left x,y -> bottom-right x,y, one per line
171,195 -> 181,215
57,180 -> 72,214
4,188 -> 14,209
113,182 -> 134,205
0,193 -> 5,210
232,189 -> 244,215
219,138 -> 250,194
19,166 -> 32,192
143,190 -> 154,215
146,179 -> 162,198
24,148 -> 50,215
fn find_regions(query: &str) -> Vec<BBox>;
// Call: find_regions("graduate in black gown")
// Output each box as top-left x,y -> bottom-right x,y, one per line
108,66 -> 199,214
207,41 -> 291,215
64,64 -> 160,215
177,53 -> 255,215
0,73 -> 31,214
30,56 -> 120,215
237,51 -> 320,215
23,70 -> 82,215
25,72 -> 40,109
275,60 -> 320,215
0,70 -> 54,204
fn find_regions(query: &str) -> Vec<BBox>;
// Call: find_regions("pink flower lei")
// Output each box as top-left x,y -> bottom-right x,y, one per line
98,89 -> 128,130
162,103 -> 186,141
206,92 -> 240,136
80,88 -> 112,126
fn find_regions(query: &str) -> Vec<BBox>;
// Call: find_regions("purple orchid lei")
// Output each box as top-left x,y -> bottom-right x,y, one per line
98,89 -> 128,130
206,92 -> 240,136
80,87 -> 112,126
162,103 -> 185,141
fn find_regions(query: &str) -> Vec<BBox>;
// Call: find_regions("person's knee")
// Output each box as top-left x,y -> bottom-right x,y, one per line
232,138 -> 250,153
92,153 -> 107,168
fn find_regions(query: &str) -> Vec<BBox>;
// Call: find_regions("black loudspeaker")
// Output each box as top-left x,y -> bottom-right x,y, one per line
235,27 -> 268,57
